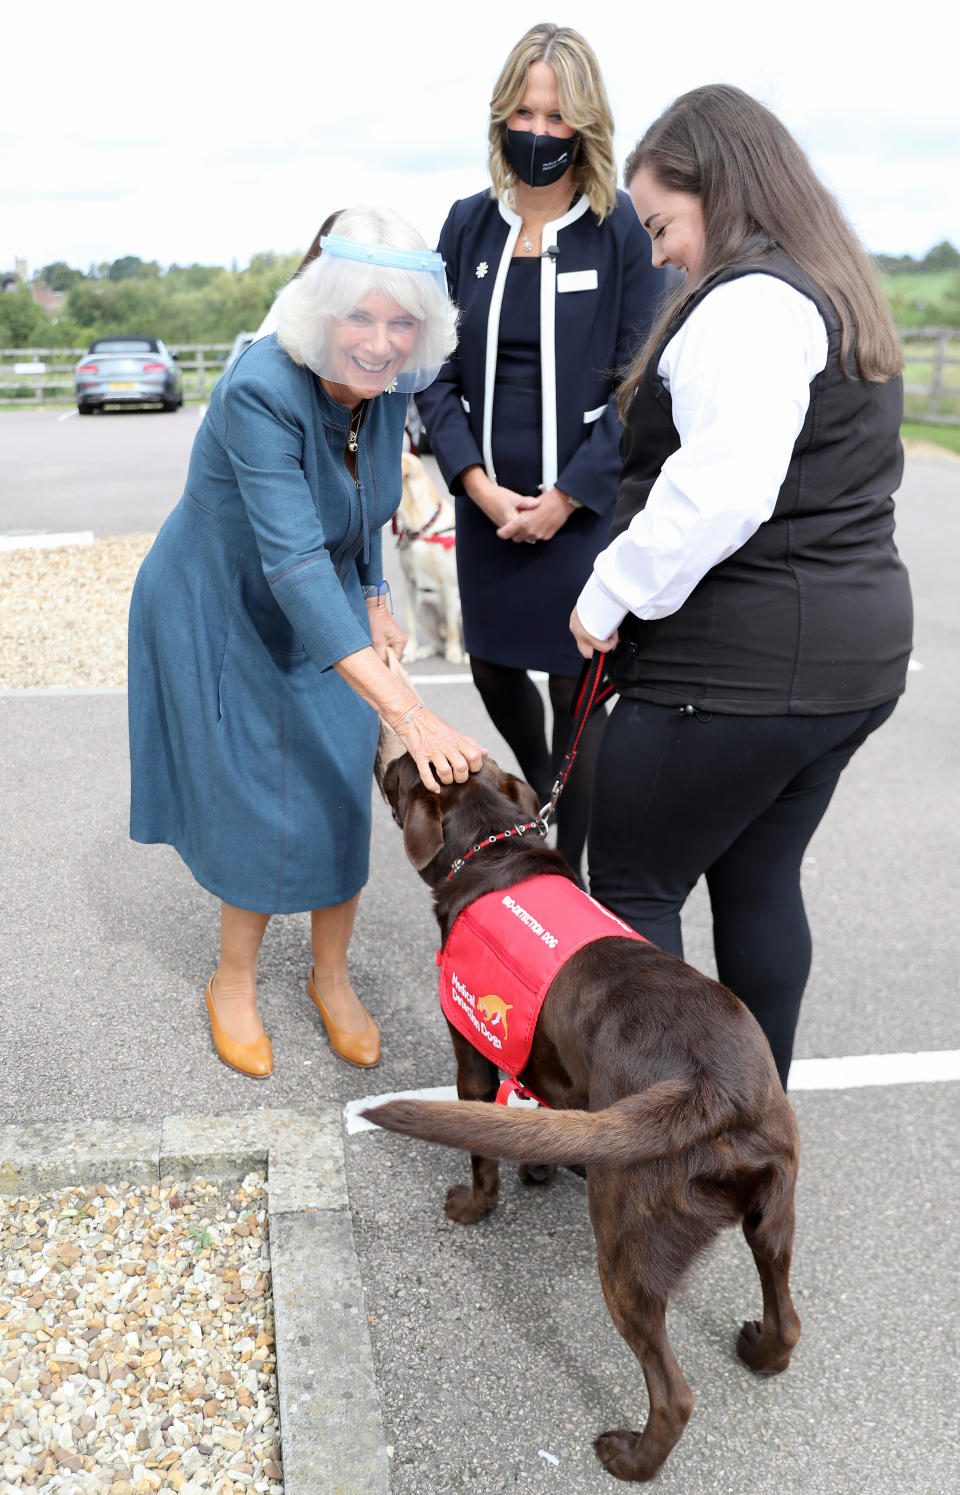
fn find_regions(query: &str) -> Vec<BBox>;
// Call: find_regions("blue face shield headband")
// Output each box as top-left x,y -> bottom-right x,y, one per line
299,236 -> 452,397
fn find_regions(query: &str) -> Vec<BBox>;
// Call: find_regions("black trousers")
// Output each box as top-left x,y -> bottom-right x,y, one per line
588,697 -> 898,1088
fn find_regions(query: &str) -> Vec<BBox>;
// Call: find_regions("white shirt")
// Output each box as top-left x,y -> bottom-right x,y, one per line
576,274 -> 829,641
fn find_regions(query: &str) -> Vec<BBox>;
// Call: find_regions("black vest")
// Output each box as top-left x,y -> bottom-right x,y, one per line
607,249 -> 913,714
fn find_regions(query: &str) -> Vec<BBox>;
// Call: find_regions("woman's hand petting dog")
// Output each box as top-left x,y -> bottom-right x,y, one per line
389,704 -> 486,793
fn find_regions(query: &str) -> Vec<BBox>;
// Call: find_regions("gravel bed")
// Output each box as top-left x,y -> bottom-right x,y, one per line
0,535 -> 154,691
0,1174 -> 282,1494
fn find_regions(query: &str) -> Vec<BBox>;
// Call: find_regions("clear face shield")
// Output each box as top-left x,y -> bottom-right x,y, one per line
300,236 -> 451,397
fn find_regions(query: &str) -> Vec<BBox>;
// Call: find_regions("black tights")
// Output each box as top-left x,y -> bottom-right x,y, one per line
588,698 -> 897,1088
469,655 -> 605,877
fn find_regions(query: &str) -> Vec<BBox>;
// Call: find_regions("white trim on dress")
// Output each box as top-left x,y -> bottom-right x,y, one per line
487,195 -> 592,492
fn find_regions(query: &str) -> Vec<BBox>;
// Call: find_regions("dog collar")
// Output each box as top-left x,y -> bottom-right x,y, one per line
443,817 -> 548,882
392,505 -> 455,548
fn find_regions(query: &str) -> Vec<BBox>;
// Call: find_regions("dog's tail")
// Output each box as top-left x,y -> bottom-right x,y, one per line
362,1077 -> 734,1168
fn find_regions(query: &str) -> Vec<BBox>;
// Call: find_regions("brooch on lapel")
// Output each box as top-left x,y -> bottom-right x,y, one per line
475,262 -> 489,279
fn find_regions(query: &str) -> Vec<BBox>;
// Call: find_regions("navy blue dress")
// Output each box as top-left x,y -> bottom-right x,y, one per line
416,189 -> 661,677
128,335 -> 406,914
455,258 -> 589,672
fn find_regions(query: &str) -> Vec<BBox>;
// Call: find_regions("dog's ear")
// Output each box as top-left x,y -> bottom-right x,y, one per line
401,789 -> 446,871
498,768 -> 541,822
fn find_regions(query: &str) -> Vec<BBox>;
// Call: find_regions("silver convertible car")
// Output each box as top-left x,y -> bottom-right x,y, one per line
75,336 -> 183,414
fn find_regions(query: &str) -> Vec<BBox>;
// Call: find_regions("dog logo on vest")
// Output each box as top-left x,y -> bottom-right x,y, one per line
475,993 -> 512,1039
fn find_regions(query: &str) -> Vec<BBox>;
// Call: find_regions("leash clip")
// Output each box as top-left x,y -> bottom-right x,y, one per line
537,775 -> 564,828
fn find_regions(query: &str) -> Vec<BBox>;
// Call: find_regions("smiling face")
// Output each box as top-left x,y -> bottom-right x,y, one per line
629,163 -> 707,282
324,291 -> 420,405
507,59 -> 575,140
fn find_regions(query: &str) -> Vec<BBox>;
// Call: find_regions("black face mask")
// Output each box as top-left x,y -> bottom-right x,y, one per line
503,127 -> 579,188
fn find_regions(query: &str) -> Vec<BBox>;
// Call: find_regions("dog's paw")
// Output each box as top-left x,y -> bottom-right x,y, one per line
594,1429 -> 662,1483
444,646 -> 465,664
444,1183 -> 498,1224
517,1162 -> 557,1186
736,1318 -> 798,1376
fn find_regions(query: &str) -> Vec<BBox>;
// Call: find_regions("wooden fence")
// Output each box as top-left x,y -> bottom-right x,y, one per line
0,345 -> 235,403
2,329 -> 959,423
899,327 -> 960,424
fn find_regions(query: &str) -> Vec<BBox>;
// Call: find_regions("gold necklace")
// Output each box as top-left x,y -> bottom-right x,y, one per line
347,399 -> 368,453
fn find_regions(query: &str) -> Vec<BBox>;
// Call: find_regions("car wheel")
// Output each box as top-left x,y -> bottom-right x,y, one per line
162,397 -> 180,412
78,402 -> 93,415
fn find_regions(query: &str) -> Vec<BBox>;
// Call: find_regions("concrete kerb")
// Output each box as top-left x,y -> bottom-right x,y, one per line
0,1107 -> 391,1495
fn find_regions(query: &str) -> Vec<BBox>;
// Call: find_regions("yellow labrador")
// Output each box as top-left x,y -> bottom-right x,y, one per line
396,453 -> 464,664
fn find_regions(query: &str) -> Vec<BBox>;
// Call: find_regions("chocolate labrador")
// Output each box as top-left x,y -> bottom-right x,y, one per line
365,754 -> 801,1482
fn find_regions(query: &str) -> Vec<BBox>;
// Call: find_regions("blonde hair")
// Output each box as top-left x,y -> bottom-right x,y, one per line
618,85 -> 902,416
275,204 -> 458,375
488,23 -> 617,222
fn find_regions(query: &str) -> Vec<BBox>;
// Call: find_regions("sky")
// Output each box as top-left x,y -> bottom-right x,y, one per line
4,0 -> 958,277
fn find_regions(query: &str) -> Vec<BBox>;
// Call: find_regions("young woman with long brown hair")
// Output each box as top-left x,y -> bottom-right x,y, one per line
570,85 -> 912,1088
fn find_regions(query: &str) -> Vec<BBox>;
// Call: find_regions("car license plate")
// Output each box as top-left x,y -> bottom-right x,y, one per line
109,382 -> 138,390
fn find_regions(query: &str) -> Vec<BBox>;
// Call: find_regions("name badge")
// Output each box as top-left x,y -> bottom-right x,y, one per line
557,269 -> 599,293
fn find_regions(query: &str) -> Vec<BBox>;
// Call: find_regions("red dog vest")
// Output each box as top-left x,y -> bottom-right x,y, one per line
438,876 -> 645,1078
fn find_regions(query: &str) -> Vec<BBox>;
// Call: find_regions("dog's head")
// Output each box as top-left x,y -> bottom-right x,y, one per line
381,753 -> 540,882
399,452 -> 445,532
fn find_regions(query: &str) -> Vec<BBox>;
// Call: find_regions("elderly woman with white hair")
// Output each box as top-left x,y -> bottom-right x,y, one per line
128,205 -> 485,1080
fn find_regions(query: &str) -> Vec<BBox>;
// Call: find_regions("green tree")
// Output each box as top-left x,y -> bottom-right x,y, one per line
54,245 -> 307,344
107,255 -> 161,282
35,261 -> 86,292
921,241 -> 960,272
65,277 -> 165,335
939,272 -> 960,326
0,286 -> 52,347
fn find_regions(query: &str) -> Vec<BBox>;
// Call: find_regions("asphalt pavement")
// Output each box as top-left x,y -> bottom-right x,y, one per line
1,420 -> 958,1493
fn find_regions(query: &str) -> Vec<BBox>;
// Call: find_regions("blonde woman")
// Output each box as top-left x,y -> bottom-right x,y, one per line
129,205 -> 485,1080
415,22 -> 659,878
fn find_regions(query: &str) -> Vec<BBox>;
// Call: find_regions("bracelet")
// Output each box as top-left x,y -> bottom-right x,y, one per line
565,495 -> 583,509
388,700 -> 425,735
362,580 -> 393,611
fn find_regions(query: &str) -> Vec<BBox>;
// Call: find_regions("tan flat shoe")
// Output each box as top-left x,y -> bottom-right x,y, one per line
204,977 -> 273,1079
307,967 -> 381,1068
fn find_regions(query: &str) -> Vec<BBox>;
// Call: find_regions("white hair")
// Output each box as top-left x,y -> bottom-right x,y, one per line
275,204 -> 457,376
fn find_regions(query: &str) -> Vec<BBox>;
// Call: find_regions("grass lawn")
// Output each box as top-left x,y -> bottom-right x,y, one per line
901,420 -> 960,455
882,269 -> 959,326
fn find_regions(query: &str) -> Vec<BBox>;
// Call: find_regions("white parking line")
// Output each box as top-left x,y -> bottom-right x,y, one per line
788,1048 -> 960,1089
57,409 -> 78,422
345,1049 -> 960,1134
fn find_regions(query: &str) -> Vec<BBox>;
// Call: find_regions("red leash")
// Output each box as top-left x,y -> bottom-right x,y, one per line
447,653 -> 614,1111
443,651 -> 612,876
536,652 -> 614,826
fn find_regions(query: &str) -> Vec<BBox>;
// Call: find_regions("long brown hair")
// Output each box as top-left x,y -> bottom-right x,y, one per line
292,209 -> 344,277
488,23 -> 617,221
618,85 -> 901,416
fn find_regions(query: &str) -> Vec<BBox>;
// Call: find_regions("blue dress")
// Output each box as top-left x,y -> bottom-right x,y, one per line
415,190 -> 662,677
128,335 -> 406,913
